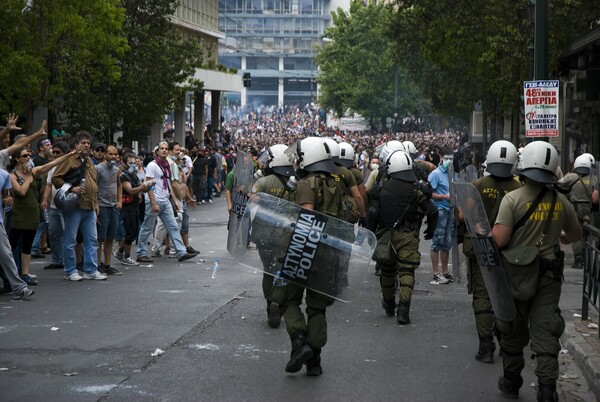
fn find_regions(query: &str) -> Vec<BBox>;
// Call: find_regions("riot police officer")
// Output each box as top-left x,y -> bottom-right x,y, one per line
462,140 -> 522,363
251,144 -> 295,329
271,137 -> 343,376
366,140 -> 405,276
557,153 -> 599,269
374,150 -> 438,324
403,140 -> 436,184
492,141 -> 582,401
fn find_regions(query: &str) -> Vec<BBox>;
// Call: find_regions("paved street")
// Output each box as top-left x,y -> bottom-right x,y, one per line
0,196 -> 596,401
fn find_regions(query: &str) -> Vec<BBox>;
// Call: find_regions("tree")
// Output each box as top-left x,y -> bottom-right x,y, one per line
316,1 -> 399,127
0,0 -> 127,132
112,0 -> 205,144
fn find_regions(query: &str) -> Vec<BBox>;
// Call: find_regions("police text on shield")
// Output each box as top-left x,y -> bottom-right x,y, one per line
281,211 -> 327,284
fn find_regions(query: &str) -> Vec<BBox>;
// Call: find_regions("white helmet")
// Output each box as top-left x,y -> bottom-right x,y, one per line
297,137 -> 337,173
485,140 -> 518,178
573,153 -> 593,175
322,138 -> 340,158
337,142 -> 355,168
516,141 -> 559,184
402,141 -> 418,157
268,144 -> 294,177
380,140 -> 405,164
387,150 -> 416,182
581,153 -> 596,168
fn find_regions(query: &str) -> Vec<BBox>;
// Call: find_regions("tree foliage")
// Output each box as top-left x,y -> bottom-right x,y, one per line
316,0 -> 426,127
318,0 -> 600,133
0,0 -> 127,131
0,0 -> 205,142
113,0 -> 205,143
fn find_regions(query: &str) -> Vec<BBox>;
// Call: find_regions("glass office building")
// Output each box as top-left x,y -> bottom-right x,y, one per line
219,0 -> 334,107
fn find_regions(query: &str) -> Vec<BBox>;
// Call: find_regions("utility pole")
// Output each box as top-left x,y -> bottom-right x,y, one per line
533,0 -> 548,81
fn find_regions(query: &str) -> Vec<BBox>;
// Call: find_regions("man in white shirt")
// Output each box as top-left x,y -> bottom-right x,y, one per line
135,141 -> 197,263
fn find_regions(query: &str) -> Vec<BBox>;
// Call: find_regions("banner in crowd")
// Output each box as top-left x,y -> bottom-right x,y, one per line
523,80 -> 559,137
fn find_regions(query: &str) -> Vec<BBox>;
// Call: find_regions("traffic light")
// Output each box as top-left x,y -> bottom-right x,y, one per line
243,72 -> 251,88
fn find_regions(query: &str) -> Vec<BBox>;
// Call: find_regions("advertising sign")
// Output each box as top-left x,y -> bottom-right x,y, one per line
524,80 -> 559,137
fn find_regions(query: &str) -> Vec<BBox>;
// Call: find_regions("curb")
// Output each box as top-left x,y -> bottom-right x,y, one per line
561,318 -> 600,399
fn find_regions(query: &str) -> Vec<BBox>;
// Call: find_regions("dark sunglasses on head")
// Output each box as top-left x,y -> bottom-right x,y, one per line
20,154 -> 31,158
52,150 -> 62,155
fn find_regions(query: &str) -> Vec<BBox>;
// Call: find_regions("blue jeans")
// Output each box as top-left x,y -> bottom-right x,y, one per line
136,200 -> 186,258
62,208 -> 99,275
31,220 -> 48,254
431,208 -> 453,251
47,207 -> 64,265
205,176 -> 215,201
0,224 -> 27,294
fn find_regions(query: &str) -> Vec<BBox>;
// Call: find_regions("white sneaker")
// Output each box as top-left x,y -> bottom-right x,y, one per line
83,271 -> 107,280
64,272 -> 83,281
433,273 -> 449,284
121,257 -> 139,266
27,273 -> 37,279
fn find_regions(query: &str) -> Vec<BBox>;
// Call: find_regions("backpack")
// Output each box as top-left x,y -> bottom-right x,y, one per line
305,173 -> 345,220
334,173 -> 360,224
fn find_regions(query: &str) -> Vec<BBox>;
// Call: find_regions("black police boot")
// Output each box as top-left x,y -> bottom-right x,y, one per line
498,372 -> 523,399
475,336 -> 496,364
306,347 -> 323,377
572,255 -> 584,269
267,302 -> 282,329
285,333 -> 313,373
537,379 -> 558,402
381,298 -> 396,317
396,300 -> 411,325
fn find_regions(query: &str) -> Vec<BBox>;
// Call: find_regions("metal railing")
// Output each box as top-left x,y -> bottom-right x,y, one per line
582,223 -> 600,333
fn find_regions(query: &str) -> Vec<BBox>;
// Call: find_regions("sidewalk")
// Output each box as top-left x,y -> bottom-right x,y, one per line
560,245 -> 600,400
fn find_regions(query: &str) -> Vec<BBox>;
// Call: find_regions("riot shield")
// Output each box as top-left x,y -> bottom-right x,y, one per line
458,164 -> 478,183
447,163 -> 462,283
453,181 -> 517,321
231,193 -> 377,302
226,150 -> 255,253
465,164 -> 478,182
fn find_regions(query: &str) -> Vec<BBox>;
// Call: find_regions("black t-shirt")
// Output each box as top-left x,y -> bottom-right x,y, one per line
207,155 -> 217,175
120,170 -> 141,211
194,156 -> 208,176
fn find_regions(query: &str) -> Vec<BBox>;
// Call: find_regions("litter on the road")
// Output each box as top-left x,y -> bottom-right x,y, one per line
573,313 -> 582,317
51,327 -> 60,331
151,348 -> 165,357
441,345 -> 448,348
64,372 -> 78,376
0,368 -> 8,371
588,323 -> 598,329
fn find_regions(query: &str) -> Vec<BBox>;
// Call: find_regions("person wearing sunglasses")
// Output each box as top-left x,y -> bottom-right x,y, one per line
8,146 -> 74,286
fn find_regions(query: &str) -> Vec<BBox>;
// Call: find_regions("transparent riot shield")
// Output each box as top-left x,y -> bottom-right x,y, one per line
231,193 -> 377,302
465,164 -> 478,182
226,150 -> 255,253
459,164 -> 478,182
453,181 -> 517,321
447,162 -> 462,282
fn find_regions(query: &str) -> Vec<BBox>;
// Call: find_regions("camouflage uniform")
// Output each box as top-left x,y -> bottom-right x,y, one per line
462,176 -> 521,362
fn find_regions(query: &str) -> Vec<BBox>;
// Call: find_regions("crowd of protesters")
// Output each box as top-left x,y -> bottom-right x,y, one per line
0,104 -> 473,299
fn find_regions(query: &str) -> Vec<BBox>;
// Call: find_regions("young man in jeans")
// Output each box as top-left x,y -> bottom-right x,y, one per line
428,149 -> 454,284
135,142 -> 196,263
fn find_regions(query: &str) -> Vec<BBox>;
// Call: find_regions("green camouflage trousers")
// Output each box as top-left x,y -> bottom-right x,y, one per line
272,282 -> 334,349
499,274 -> 565,383
468,258 -> 494,338
380,231 -> 421,302
572,204 -> 591,257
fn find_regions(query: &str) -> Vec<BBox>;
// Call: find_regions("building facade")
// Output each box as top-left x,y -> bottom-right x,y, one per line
151,0 -> 242,146
219,0 -> 349,107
